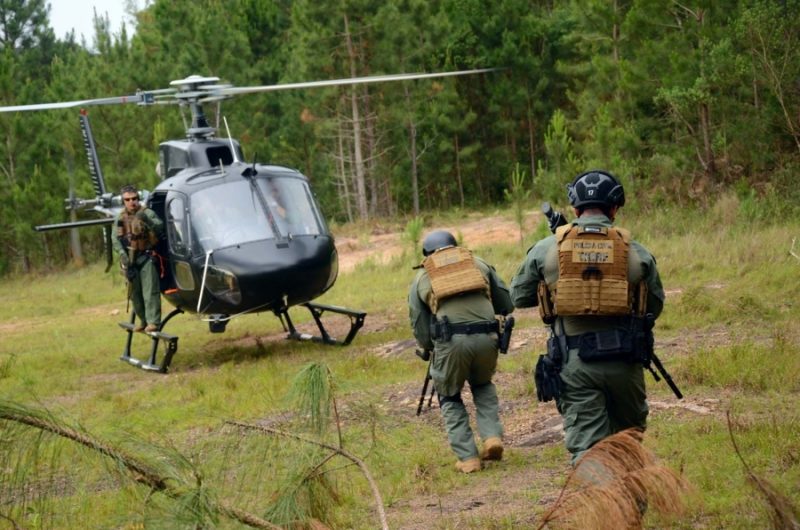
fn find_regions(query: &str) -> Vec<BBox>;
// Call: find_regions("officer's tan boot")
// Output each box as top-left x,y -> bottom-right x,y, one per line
480,437 -> 504,461
144,324 -> 159,333
133,324 -> 146,332
454,457 -> 482,474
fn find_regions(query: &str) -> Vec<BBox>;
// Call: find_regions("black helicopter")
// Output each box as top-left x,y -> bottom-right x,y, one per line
0,70 -> 494,372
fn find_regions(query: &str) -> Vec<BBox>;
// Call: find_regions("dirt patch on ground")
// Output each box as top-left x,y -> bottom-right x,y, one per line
335,212 -> 537,273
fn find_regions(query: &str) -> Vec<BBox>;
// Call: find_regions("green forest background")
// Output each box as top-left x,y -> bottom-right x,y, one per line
0,0 -> 798,275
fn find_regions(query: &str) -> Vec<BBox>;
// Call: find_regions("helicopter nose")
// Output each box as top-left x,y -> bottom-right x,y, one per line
204,235 -> 337,312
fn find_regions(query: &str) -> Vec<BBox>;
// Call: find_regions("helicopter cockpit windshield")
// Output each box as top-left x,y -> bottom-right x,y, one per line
190,177 -> 323,252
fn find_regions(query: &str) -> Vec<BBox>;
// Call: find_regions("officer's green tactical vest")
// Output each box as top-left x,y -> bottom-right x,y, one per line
538,223 -> 645,320
422,247 -> 490,313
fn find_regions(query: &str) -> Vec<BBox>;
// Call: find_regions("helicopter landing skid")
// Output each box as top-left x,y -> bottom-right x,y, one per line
118,308 -> 183,373
278,302 -> 367,346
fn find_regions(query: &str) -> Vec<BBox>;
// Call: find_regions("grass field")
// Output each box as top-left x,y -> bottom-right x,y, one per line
1,194 -> 799,529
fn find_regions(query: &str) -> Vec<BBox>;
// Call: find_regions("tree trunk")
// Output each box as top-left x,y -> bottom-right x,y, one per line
454,134 -> 464,208
363,87 -> 380,217
699,101 -> 716,181
404,84 -> 420,216
409,120 -> 420,216
336,109 -> 353,223
343,13 -> 368,220
3,133 -> 15,184
527,100 -> 536,182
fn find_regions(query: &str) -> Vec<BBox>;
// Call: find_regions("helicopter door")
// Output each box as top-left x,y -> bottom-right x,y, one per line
144,192 -> 175,292
166,194 -> 194,291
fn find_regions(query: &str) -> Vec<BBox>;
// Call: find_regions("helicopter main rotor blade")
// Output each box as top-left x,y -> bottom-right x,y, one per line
0,70 -> 498,112
213,68 -> 500,98
0,89 -> 176,113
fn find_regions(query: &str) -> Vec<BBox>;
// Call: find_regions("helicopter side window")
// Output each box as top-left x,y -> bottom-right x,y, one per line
206,146 -> 233,167
161,145 -> 190,178
167,197 -> 188,255
257,178 -> 322,237
190,181 -> 275,252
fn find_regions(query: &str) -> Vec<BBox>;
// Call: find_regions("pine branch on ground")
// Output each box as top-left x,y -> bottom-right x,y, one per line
537,428 -> 692,530
0,400 -> 281,530
727,411 -> 800,530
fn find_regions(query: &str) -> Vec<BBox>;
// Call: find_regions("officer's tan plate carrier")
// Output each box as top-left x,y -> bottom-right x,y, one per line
538,224 -> 646,319
422,247 -> 489,313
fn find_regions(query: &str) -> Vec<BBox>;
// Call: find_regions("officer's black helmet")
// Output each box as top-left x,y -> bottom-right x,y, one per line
566,170 -> 625,209
422,230 -> 457,257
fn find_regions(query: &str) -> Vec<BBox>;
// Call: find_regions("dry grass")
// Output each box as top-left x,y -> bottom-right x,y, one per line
727,411 -> 800,530
537,429 -> 692,530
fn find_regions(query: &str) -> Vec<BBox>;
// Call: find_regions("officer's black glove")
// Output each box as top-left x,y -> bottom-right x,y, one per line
126,265 -> 138,281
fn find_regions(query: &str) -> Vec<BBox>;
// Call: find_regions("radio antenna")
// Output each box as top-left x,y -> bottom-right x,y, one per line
223,116 -> 240,163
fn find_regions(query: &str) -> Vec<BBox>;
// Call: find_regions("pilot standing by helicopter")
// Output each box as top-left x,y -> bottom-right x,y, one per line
113,184 -> 165,333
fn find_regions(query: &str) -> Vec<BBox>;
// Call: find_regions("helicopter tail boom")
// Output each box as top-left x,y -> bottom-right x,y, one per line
34,217 -> 114,232
79,111 -> 107,197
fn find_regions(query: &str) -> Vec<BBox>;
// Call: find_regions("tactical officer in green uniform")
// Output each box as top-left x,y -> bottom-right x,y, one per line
510,170 -> 665,465
112,185 -> 165,333
409,230 -> 514,473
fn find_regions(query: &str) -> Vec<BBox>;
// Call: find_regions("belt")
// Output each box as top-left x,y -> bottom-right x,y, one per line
431,319 -> 499,340
449,321 -> 500,335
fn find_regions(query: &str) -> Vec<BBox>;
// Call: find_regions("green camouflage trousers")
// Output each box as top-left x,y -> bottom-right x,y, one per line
557,347 -> 648,465
431,333 -> 503,461
130,256 -> 162,327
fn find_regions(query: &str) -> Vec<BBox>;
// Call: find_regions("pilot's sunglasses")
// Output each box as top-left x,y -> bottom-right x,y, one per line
124,197 -> 139,202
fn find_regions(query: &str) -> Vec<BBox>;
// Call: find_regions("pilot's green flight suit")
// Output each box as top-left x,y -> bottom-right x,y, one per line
112,206 -> 165,329
510,214 -> 664,464
409,253 -> 514,462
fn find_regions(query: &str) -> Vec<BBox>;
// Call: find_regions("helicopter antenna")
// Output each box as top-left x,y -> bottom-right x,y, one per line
197,250 -> 214,312
223,116 -> 240,163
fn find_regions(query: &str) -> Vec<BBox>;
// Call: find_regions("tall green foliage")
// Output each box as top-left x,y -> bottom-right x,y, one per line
503,163 -> 531,246
537,109 -> 579,202
0,0 -> 799,274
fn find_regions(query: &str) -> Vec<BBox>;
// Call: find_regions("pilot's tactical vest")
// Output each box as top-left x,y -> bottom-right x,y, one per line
118,208 -> 158,252
422,247 -> 490,313
544,223 -> 636,317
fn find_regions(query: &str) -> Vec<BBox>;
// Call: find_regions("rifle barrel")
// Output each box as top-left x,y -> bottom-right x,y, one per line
651,353 -> 683,399
417,373 -> 431,416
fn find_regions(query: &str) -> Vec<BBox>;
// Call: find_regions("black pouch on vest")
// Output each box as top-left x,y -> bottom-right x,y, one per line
577,329 -> 633,362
